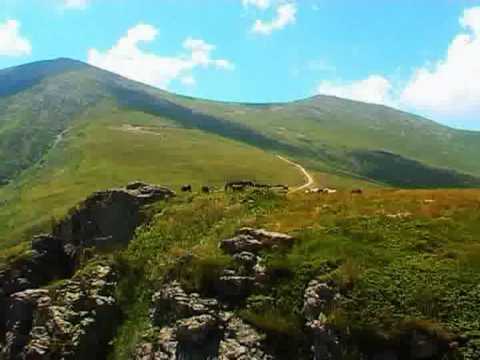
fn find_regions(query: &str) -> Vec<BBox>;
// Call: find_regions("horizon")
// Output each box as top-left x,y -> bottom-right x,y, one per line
1,0 -> 479,130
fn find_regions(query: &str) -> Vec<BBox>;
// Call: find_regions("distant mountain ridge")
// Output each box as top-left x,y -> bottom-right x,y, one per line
1,57 -> 479,188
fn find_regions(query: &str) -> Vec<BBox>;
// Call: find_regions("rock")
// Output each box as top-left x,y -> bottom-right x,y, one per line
302,280 -> 340,321
307,317 -> 342,360
220,234 -> 264,255
175,314 -> 220,344
1,264 -> 120,360
216,273 -> 255,301
235,228 -> 294,249
219,316 -> 271,360
139,282 -> 273,360
220,228 -> 294,255
233,251 -> 258,270
150,282 -> 218,326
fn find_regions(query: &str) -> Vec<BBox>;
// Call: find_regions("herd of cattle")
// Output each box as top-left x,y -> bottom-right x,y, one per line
180,181 -> 363,195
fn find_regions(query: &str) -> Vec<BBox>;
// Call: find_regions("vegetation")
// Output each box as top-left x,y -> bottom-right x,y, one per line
1,58 -> 480,358
1,58 -> 480,248
105,188 -> 480,358
0,107 -> 303,248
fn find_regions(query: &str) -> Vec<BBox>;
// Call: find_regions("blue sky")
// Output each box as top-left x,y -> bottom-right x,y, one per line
0,0 -> 479,130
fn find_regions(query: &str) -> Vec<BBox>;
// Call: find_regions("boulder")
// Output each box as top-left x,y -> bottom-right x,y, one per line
220,228 -> 294,256
219,315 -> 271,360
138,283 -> 272,360
233,251 -> 258,272
235,228 -> 295,249
1,264 -> 120,360
150,282 -> 218,326
220,234 -> 264,255
175,314 -> 220,344
302,280 -> 340,321
215,272 -> 255,301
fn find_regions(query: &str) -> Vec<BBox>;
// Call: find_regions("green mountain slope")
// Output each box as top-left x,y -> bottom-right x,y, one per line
1,58 -> 480,246
1,58 -> 480,188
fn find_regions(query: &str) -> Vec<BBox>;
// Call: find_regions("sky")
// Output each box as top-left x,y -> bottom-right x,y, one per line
0,0 -> 479,130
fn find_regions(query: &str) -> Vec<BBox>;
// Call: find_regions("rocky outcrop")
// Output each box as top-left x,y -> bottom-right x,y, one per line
0,182 -> 173,294
302,279 -> 343,360
136,282 -> 272,360
1,182 -> 174,358
134,228 -> 297,359
53,182 -> 175,250
150,281 -> 219,325
220,228 -> 294,255
214,228 -> 293,302
1,264 -> 119,359
302,279 -> 341,322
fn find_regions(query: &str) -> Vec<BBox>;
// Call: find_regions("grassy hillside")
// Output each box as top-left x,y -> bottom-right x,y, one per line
110,187 -> 480,359
1,58 -> 480,189
1,58 -> 480,249
164,95 -> 480,181
0,105 -> 305,248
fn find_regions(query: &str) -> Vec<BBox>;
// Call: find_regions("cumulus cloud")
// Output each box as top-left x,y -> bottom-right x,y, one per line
317,75 -> 394,106
87,23 -> 234,89
316,6 -> 480,125
61,0 -> 89,10
0,19 -> 31,57
242,0 -> 271,10
252,2 -> 297,35
400,6 -> 480,120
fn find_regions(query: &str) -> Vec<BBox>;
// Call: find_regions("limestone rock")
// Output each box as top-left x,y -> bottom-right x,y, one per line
1,264 -> 119,360
220,228 -> 294,255
150,281 -> 218,326
302,280 -> 340,321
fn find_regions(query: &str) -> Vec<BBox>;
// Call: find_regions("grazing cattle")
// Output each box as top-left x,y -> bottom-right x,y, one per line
307,187 -> 337,194
201,186 -> 211,194
351,189 -> 363,195
181,184 -> 192,192
322,188 -> 337,194
225,180 -> 255,192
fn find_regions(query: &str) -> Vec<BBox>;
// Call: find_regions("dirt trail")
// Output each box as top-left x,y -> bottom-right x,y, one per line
276,155 -> 314,192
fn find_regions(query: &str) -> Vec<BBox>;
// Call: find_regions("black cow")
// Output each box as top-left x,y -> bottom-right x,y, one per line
181,184 -> 192,192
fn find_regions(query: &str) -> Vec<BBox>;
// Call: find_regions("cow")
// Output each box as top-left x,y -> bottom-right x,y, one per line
351,189 -> 363,195
201,186 -> 211,194
225,180 -> 255,192
181,184 -> 192,192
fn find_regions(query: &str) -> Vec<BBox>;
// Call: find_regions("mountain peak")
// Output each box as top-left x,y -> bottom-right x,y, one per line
0,57 -> 89,97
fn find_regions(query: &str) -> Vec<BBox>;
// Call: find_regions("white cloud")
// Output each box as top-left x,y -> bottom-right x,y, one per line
180,75 -> 196,87
252,2 -> 297,35
87,23 -> 234,89
242,0 -> 271,10
317,75 -> 394,106
315,7 -> 480,125
62,0 -> 89,9
0,19 -> 31,57
400,6 -> 480,120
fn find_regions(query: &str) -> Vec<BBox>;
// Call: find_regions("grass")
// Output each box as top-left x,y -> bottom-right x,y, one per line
104,187 -> 480,359
0,107 -> 303,248
167,94 -> 480,180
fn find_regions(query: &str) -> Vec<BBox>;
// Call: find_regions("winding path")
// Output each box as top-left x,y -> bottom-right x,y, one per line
276,155 -> 315,193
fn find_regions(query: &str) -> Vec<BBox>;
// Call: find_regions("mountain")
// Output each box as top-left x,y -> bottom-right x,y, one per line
1,58 -> 480,246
